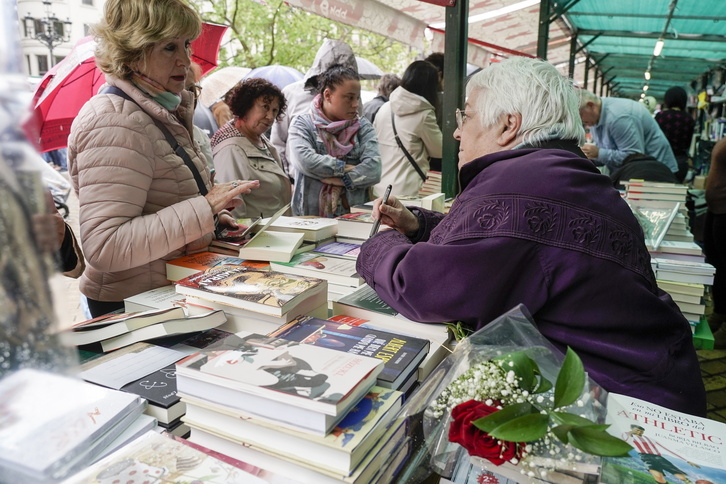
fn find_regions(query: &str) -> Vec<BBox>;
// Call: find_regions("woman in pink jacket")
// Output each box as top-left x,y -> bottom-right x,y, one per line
68,0 -> 257,317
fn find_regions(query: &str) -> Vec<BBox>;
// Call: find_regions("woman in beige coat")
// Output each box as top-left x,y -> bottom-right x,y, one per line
211,78 -> 292,219
68,0 -> 257,317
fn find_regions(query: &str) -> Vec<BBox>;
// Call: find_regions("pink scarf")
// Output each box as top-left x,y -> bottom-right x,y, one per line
311,94 -> 360,158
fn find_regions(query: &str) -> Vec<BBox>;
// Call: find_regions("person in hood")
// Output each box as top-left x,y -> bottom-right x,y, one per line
356,56 -> 706,417
372,61 -> 442,198
270,39 -> 360,179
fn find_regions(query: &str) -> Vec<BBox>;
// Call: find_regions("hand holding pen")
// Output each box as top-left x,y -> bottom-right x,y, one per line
369,184 -> 392,237
369,185 -> 421,238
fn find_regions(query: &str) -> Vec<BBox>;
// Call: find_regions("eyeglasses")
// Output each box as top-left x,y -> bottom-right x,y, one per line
455,108 -> 477,130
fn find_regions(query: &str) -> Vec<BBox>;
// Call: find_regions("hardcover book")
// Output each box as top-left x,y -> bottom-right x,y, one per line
95,310 -> 227,352
270,251 -> 364,288
313,241 -> 361,260
60,430 -> 267,484
120,364 -> 185,424
175,331 -> 383,420
0,369 -> 146,483
165,251 -> 268,282
270,315 -> 429,390
262,215 -> 339,242
66,306 -> 186,346
182,386 -> 403,475
335,212 -> 386,240
174,264 -> 327,317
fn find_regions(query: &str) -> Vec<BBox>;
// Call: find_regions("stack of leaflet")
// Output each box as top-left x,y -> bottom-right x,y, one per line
175,330 -> 411,483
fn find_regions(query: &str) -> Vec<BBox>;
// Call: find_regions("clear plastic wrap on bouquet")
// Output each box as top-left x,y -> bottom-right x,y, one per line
390,304 -> 609,484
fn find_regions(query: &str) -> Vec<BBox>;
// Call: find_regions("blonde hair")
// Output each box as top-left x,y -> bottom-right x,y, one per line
93,0 -> 201,79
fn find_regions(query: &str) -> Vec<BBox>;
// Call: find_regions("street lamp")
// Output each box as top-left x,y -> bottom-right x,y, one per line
24,0 -> 72,68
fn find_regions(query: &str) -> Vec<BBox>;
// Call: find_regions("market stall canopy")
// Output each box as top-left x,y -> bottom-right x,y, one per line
284,0 -> 725,100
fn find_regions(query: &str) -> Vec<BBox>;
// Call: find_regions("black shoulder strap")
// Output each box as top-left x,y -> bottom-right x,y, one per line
100,86 -> 208,196
391,110 -> 427,182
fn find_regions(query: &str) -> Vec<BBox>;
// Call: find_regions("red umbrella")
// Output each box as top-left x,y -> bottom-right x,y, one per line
24,23 -> 228,153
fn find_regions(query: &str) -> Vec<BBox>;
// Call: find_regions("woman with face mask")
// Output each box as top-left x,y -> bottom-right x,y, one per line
68,0 -> 258,317
287,64 -> 381,217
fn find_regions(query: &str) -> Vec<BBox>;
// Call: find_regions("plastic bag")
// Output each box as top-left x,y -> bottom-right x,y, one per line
390,304 -> 609,484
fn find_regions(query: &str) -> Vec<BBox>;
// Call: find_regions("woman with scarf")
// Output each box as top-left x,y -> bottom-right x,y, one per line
68,0 -> 257,317
288,64 -> 381,217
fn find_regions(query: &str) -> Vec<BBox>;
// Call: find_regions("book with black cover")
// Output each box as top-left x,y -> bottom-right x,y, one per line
120,364 -> 185,424
270,316 -> 429,390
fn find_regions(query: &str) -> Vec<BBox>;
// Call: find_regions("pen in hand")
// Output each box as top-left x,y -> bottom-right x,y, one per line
369,184 -> 392,238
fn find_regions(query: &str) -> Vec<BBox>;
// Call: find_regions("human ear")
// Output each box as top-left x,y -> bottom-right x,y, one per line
497,113 -> 522,146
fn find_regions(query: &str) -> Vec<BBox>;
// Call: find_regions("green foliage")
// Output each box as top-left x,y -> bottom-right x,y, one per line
554,347 -> 586,408
446,322 -> 473,342
188,0 -> 416,77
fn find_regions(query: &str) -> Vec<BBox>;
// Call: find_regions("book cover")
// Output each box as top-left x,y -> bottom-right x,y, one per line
182,386 -> 403,475
270,251 -> 364,288
270,316 -> 429,390
263,215 -> 339,242
166,251 -> 268,282
174,264 -> 327,317
335,212 -> 382,240
123,285 -> 189,313
0,369 -> 146,483
97,309 -> 227,352
601,392 -> 726,484
313,241 -> 361,260
60,430 -> 267,484
175,331 -> 383,417
120,364 -> 185,424
66,306 -> 186,346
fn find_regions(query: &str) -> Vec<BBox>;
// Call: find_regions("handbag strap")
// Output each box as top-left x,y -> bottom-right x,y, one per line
100,86 -> 208,196
391,110 -> 427,182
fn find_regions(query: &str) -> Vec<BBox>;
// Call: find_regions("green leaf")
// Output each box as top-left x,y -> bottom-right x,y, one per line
494,351 -> 540,392
550,411 -> 598,427
487,413 -> 551,442
551,424 -> 571,444
567,427 -> 634,457
531,368 -> 553,394
473,402 -> 537,433
554,347 -> 586,409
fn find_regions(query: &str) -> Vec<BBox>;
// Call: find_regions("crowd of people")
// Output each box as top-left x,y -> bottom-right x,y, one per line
5,0 -> 714,419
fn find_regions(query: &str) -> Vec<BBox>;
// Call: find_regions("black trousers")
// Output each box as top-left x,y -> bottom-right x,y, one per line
703,211 -> 726,315
86,298 -> 125,318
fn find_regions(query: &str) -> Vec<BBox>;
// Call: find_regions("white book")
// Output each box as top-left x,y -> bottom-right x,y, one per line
270,251 -> 364,288
262,215 -> 339,242
237,204 -> 304,262
123,285 -> 189,312
98,310 -> 227,352
0,369 -> 146,483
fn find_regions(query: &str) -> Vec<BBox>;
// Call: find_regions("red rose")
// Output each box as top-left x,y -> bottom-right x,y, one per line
448,399 -> 525,466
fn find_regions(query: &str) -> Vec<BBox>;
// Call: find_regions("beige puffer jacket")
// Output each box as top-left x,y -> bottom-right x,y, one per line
68,76 -> 216,302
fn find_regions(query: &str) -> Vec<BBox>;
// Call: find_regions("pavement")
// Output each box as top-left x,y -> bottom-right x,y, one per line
48,180 -> 726,423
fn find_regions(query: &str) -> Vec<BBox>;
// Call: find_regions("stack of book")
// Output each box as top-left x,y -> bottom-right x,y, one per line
418,171 -> 442,197
64,306 -> 227,352
174,264 -> 328,335
262,215 -> 339,243
334,212 -> 382,244
270,315 -> 430,394
331,284 -> 452,382
623,180 -> 689,204
270,251 -> 364,305
165,251 -> 269,282
351,192 -> 446,214
0,369 -> 147,483
174,330 -> 407,483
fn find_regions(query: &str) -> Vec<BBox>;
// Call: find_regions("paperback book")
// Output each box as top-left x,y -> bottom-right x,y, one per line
313,240 -> 362,260
237,204 -> 305,262
175,331 -> 383,419
165,251 -> 268,282
270,315 -> 429,390
120,364 -> 185,425
0,369 -> 146,483
182,386 -> 403,475
262,215 -> 339,242
65,306 -> 186,346
174,264 -> 327,317
335,212 -> 385,240
94,310 -> 227,352
270,251 -> 364,288
123,285 -> 189,312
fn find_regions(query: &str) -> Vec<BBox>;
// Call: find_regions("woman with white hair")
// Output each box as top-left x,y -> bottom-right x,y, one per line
356,56 -> 706,417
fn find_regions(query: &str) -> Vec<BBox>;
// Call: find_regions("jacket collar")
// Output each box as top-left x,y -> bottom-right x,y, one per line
459,139 -> 586,191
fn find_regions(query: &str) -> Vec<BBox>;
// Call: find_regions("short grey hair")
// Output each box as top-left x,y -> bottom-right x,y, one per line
467,57 -> 585,146
577,89 -> 600,108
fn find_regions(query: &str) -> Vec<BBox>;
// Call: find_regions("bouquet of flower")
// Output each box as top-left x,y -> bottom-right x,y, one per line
391,304 -> 632,484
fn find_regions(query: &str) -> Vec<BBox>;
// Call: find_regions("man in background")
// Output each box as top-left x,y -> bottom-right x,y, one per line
363,73 -> 400,124
578,90 -> 678,175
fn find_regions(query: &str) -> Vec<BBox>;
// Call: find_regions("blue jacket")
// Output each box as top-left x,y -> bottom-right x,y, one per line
288,112 -> 381,216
